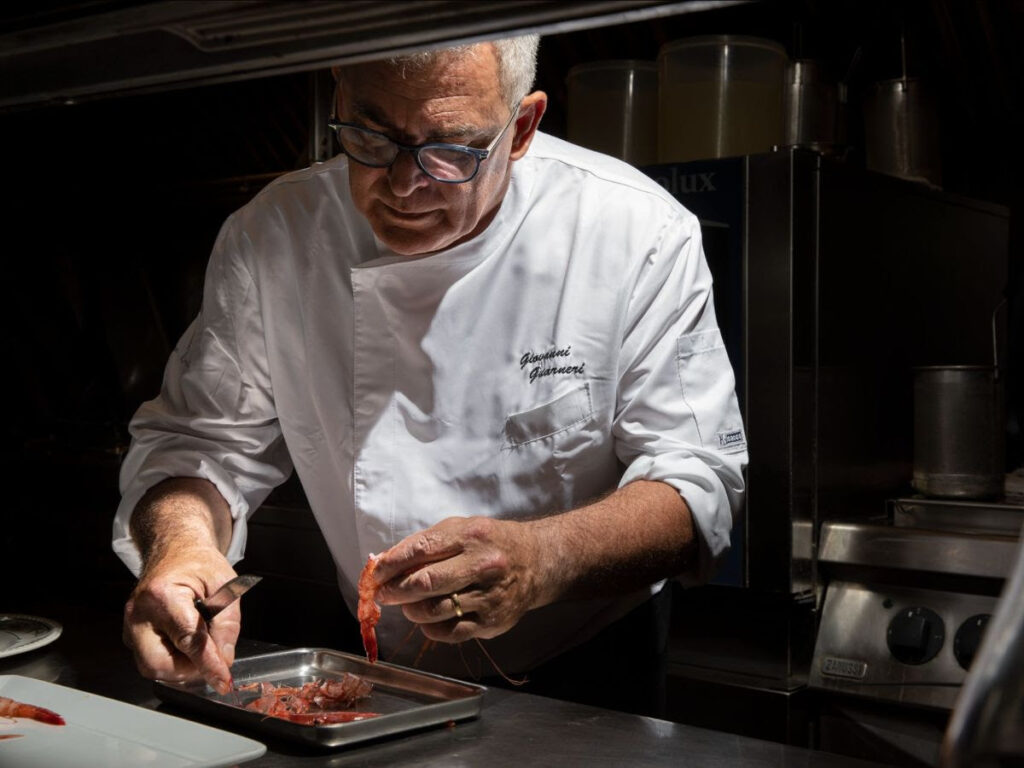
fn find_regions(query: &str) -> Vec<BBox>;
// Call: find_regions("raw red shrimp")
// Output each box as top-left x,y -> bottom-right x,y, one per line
237,676 -> 376,724
356,551 -> 525,685
358,555 -> 526,685
357,553 -> 382,663
0,696 -> 65,725
308,676 -> 372,708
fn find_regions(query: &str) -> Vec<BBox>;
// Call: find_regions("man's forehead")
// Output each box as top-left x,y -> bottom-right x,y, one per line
340,54 -> 496,98
338,56 -> 504,138
348,97 -> 481,140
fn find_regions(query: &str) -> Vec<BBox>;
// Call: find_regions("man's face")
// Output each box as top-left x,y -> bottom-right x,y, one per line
337,50 -> 520,256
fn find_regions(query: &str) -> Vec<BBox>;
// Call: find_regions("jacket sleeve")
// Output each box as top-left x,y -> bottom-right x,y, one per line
613,207 -> 747,585
111,215 -> 292,575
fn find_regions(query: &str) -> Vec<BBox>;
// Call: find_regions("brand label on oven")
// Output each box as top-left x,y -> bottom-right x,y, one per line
821,656 -> 868,680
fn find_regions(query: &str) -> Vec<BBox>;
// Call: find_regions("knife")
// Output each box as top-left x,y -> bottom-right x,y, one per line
194,574 -> 262,624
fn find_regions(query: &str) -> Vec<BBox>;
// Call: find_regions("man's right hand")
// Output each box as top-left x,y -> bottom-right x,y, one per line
122,546 -> 240,695
123,477 -> 238,693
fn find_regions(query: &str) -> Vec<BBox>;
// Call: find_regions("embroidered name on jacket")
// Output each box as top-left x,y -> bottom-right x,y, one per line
520,345 -> 586,384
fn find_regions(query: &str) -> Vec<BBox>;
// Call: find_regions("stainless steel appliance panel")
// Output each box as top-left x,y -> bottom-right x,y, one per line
810,581 -> 997,709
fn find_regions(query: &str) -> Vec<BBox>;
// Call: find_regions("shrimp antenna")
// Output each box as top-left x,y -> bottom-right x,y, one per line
474,638 -> 527,686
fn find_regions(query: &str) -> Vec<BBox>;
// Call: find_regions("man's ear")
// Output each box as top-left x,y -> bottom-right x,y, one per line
509,90 -> 548,161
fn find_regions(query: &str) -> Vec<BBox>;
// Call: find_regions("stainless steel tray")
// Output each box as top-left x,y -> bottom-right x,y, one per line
153,647 -> 486,748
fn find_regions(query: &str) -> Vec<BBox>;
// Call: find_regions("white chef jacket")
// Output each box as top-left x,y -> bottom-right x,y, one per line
112,131 -> 747,675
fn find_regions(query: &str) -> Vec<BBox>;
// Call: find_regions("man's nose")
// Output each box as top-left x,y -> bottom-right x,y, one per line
387,150 -> 430,196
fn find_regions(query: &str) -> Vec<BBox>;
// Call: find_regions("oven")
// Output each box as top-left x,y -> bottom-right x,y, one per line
811,494 -> 1024,765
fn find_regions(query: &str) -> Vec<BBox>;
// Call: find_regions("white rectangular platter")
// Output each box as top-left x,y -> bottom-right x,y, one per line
0,674 -> 265,768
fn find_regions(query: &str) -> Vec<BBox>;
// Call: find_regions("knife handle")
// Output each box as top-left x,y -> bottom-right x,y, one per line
194,597 -> 215,624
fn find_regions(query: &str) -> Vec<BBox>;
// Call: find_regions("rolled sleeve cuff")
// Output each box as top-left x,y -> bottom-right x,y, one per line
619,448 -> 746,585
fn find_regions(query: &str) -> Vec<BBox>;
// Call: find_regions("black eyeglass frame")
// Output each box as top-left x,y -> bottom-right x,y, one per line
327,105 -> 520,184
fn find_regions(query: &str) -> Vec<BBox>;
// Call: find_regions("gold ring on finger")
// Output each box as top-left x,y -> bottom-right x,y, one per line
450,592 -> 464,619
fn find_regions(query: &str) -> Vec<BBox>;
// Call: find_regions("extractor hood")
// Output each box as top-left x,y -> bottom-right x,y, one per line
0,0 -> 744,111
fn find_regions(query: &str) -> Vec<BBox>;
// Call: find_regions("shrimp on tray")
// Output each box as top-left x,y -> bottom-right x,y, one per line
358,553 -> 382,663
237,675 -> 378,725
0,695 -> 65,726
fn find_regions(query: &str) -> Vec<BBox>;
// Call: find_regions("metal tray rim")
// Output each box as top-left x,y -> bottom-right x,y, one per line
153,646 -> 486,748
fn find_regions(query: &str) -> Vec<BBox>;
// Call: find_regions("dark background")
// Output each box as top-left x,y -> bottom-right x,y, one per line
1,0 -> 1021,727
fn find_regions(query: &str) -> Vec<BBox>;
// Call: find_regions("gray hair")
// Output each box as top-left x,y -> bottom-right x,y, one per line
384,35 -> 540,108
491,35 -> 540,106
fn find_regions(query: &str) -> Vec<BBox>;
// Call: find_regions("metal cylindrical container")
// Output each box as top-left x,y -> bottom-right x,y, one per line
782,59 -> 846,154
567,60 -> 658,166
863,77 -> 942,187
913,366 -> 1005,499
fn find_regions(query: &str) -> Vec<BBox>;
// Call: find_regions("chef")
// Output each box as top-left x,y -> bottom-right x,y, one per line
113,34 -> 747,717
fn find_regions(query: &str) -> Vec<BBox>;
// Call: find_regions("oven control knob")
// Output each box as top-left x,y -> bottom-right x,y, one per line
887,607 -> 945,665
954,614 -> 991,670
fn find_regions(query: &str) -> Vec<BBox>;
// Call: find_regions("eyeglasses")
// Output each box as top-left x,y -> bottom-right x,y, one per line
327,106 -> 519,184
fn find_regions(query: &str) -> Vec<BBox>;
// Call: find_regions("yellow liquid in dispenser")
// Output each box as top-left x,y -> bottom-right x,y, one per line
659,80 -> 784,163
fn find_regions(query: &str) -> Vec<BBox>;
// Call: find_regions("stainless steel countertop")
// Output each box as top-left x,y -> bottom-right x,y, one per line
1,602 -> 886,768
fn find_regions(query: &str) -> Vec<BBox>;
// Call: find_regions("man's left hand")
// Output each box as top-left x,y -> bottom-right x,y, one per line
371,516 -> 548,642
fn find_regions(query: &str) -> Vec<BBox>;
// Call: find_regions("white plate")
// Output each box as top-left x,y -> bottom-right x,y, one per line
0,675 -> 266,768
0,615 -> 62,659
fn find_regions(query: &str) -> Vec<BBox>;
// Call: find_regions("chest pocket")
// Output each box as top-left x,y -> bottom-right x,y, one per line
503,383 -> 593,448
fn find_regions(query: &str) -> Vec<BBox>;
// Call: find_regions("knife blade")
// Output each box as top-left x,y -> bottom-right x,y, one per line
194,574 -> 262,624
